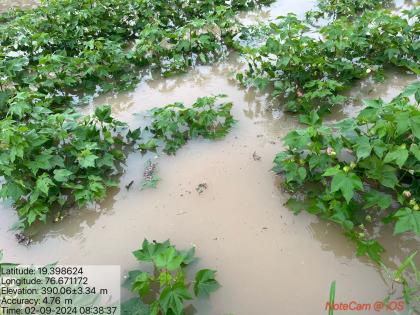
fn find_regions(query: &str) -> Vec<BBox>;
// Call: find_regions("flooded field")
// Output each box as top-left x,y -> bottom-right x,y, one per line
0,1 -> 419,314
0,0 -> 39,11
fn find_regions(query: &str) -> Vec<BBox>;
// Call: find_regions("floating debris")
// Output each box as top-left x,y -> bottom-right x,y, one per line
15,233 -> 32,246
53,212 -> 64,223
125,180 -> 134,190
253,151 -> 261,161
141,160 -> 160,189
196,183 -> 208,194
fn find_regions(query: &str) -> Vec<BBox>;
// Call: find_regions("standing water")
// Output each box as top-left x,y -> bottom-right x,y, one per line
0,1 -> 419,315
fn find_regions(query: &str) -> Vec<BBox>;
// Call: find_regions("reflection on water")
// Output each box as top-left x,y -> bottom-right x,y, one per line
326,68 -> 418,123
0,0 -> 419,314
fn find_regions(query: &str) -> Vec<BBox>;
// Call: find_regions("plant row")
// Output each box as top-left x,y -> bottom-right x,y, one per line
0,0 -> 271,228
273,83 -> 420,307
275,83 -> 420,256
237,7 -> 419,114
0,95 -> 234,228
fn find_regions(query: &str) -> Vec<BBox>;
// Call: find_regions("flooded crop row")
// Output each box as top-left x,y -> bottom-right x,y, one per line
0,0 -> 419,314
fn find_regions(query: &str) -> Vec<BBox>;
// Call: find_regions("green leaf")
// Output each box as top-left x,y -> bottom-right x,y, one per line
25,152 -> 53,174
395,252 -> 417,281
355,239 -> 385,263
409,115 -> 420,140
78,150 -> 98,168
322,165 -> 340,176
158,271 -> 173,286
133,239 -> 171,262
354,136 -> 371,160
372,139 -> 387,158
199,53 -> 207,63
283,130 -> 311,150
297,167 -> 307,181
410,144 -> 420,161
400,81 -> 420,99
181,247 -> 196,265
53,169 -> 73,182
36,174 -> 54,195
394,208 -> 420,235
154,247 -> 184,271
139,139 -> 158,151
363,190 -> 392,210
285,198 -> 307,214
360,158 -> 398,188
299,110 -> 320,126
95,105 -> 113,123
330,171 -> 364,203
194,269 -> 220,298
383,148 -> 408,167
0,182 -> 25,202
159,284 -> 192,315
132,272 -> 153,296
395,112 -> 410,135
328,281 -> 336,315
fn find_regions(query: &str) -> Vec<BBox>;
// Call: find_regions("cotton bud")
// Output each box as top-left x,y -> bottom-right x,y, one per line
350,161 -> 357,169
403,191 -> 411,198
297,89 -> 304,98
326,147 -> 336,156
343,166 -> 350,173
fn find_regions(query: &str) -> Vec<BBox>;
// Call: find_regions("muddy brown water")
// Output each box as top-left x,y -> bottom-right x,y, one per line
1,1 -> 420,314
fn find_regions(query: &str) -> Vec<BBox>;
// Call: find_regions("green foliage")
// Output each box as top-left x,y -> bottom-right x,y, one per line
0,0 -> 271,109
274,84 -> 420,262
381,252 -> 420,313
237,8 -> 419,113
328,281 -> 336,315
0,0 -> 250,230
0,105 -> 126,226
0,94 -> 234,229
137,95 -> 235,154
307,0 -> 392,21
122,240 -> 220,315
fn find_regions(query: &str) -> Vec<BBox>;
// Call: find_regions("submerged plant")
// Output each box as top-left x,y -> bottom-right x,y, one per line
381,252 -> 420,313
0,0 -> 272,110
0,105 -> 126,227
237,8 -> 419,114
306,0 -> 393,21
0,0 -> 257,231
122,240 -> 220,315
0,94 -> 235,229
136,95 -> 235,155
274,82 -> 420,263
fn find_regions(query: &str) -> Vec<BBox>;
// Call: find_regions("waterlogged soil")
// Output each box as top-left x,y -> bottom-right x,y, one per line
1,1 -> 420,315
